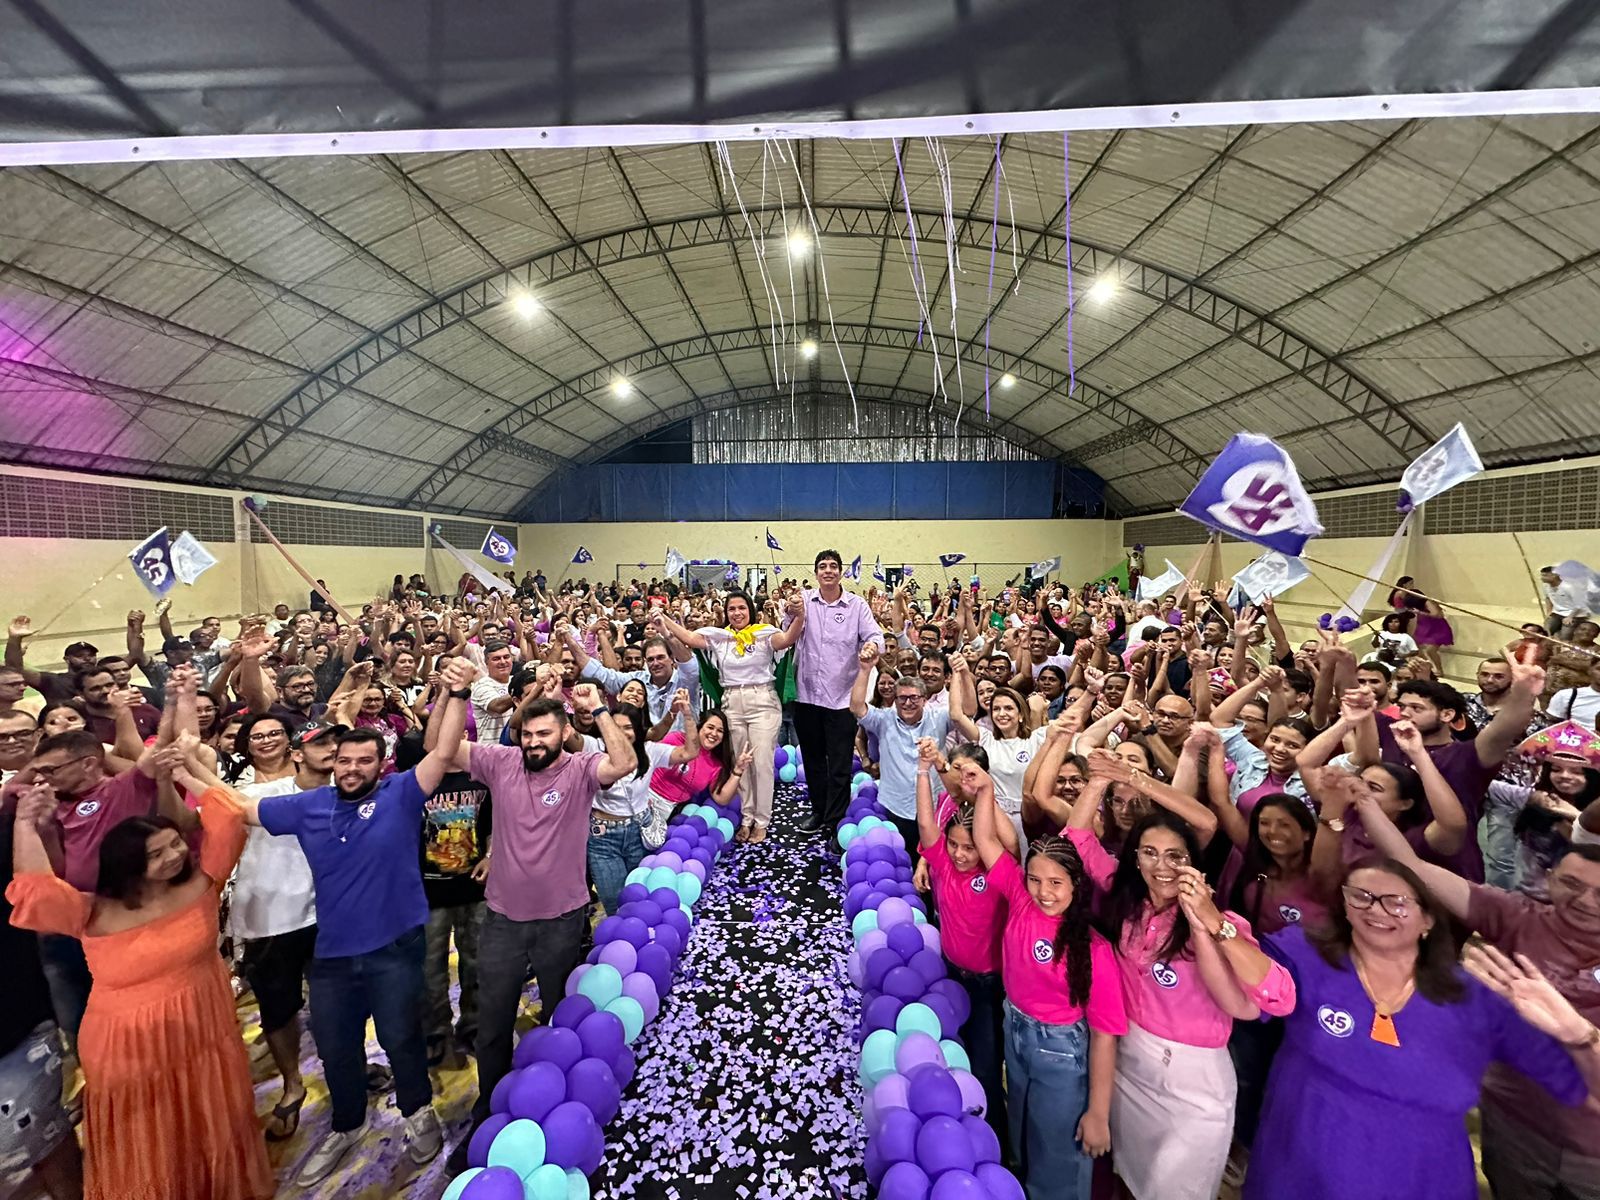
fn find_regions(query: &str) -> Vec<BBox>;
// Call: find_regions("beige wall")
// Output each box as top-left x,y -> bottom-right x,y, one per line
513,519 -> 1126,587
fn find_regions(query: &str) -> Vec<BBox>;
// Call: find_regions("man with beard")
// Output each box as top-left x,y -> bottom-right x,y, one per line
224,657 -> 475,1186
448,681 -> 635,1130
1466,657 -> 1555,890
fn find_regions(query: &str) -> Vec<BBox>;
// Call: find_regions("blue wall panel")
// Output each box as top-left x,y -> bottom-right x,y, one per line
525,461 -> 1102,522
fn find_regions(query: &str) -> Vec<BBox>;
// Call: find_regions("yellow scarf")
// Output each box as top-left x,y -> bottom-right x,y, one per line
728,622 -> 774,657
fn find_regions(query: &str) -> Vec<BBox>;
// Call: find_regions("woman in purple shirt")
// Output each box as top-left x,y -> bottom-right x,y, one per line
1245,857 -> 1592,1200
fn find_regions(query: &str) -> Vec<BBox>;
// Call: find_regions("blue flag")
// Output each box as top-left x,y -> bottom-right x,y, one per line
766,529 -> 783,551
481,526 -> 516,565
939,552 -> 966,569
1398,422 -> 1482,513
129,527 -> 176,597
872,556 -> 885,582
1178,433 -> 1323,556
572,546 -> 593,564
846,555 -> 862,580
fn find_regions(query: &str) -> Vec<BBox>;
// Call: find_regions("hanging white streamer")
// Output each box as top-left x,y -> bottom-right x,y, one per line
1335,512 -> 1413,623
782,140 -> 860,428
926,137 -> 967,424
716,141 -> 786,385
430,529 -> 515,595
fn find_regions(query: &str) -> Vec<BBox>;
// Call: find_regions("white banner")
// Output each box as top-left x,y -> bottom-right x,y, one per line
430,528 -> 515,594
1335,512 -> 1412,624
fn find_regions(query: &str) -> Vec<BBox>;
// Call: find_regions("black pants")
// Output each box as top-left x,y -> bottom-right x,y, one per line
472,905 -> 587,1123
792,702 -> 859,827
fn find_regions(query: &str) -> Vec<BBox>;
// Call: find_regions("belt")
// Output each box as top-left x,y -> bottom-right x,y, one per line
590,809 -> 637,824
722,682 -> 776,691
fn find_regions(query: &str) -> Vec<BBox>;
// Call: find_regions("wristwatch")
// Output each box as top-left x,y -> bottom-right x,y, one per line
1211,919 -> 1239,942
449,687 -> 472,699
1319,814 -> 1346,833
1564,1024 -> 1600,1050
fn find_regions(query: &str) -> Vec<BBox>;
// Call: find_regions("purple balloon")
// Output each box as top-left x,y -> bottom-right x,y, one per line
577,1119 -> 605,1175
566,1055 -> 622,1125
690,847 -> 715,869
567,962 -> 592,991
540,1100 -> 599,1170
649,887 -> 681,912
918,923 -> 942,954
616,917 -> 650,948
576,1011 -> 626,1064
866,862 -> 895,884
976,1163 -> 1026,1200
618,883 -> 650,905
512,1025 -> 554,1069
653,851 -> 684,872
877,1107 -> 923,1167
863,994 -> 905,1035
488,1067 -> 518,1114
621,971 -> 660,1023
959,1113 -> 1000,1163
879,1161 -> 932,1200
916,1114 -> 976,1178
908,948 -> 947,987
865,1140 -> 889,1188
922,994 -> 960,1040
650,922 -> 684,962
928,1169 -> 985,1200
847,948 -> 865,989
865,948 -> 905,992
636,943 -> 674,990
872,1071 -> 911,1112
895,1032 -> 944,1076
845,862 -> 870,888
858,928 -> 890,958
906,1064 -> 965,1119
927,979 -> 970,1026
682,859 -> 707,883
886,924 -> 925,960
611,1045 -> 636,1089
906,894 -> 928,915
597,939 -> 638,975
507,1060 -> 567,1123
462,1165 -> 532,1200
883,966 -> 925,1002
527,1025 -> 583,1074
876,896 -> 914,929
660,908 -> 691,941
594,915 -> 625,945
467,1112 -> 512,1167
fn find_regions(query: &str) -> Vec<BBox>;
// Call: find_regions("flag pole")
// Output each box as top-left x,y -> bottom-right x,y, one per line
242,502 -> 356,625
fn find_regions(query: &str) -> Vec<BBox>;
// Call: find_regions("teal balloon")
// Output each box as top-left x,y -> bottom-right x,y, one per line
861,1028 -> 899,1084
442,1168 -> 483,1200
487,1118 -> 546,1177
778,763 -> 798,783
605,994 -> 646,1041
838,823 -> 859,847
674,872 -> 702,905
858,815 -> 881,831
566,1168 -> 591,1200
576,963 -> 623,1009
526,1162 -> 568,1200
851,908 -> 879,938
895,1003 -> 941,1041
624,866 -> 650,887
680,901 -> 695,921
715,817 -> 735,840
852,771 -> 871,789
912,909 -> 927,925
940,1039 -> 971,1072
646,866 -> 678,893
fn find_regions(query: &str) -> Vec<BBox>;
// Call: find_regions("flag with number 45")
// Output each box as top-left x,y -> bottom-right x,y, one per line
1178,433 -> 1323,557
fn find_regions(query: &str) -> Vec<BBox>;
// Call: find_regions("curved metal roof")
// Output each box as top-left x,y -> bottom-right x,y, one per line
4,118 -> 1600,516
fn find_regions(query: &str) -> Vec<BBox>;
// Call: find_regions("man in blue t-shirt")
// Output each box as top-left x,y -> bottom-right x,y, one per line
230,657 -> 476,1188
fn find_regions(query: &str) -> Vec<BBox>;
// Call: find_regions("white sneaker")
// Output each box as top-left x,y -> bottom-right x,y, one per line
296,1122 -> 367,1187
404,1105 -> 443,1165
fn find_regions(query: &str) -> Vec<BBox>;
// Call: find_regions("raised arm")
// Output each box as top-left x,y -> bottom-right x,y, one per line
1390,718 -> 1469,856
968,768 -> 1007,870
235,630 -> 276,714
1026,718 -> 1078,832
5,616 -> 44,688
849,642 -> 881,720
1211,668 -> 1276,729
656,611 -> 709,651
125,609 -> 149,668
770,591 -> 806,651
915,737 -> 947,849
713,746 -> 755,804
1084,748 -> 1218,838
417,658 -> 476,791
946,654 -> 981,742
573,682 -> 637,787
1477,654 -> 1545,770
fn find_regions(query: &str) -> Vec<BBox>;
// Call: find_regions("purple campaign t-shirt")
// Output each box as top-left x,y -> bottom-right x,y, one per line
259,769 -> 429,958
1377,724 -> 1495,883
469,744 -> 602,922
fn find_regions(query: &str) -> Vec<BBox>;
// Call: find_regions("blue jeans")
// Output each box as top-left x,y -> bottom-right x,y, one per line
587,814 -> 647,916
953,966 -> 1008,1160
307,926 -> 432,1132
1480,802 -> 1521,891
1004,1002 -> 1092,1200
37,934 -> 91,1039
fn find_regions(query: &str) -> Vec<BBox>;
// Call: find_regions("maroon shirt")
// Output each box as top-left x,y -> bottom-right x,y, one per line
54,768 -> 158,891
83,703 -> 161,747
1378,721 -> 1494,883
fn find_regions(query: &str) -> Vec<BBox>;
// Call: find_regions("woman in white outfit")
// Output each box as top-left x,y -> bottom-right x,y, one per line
656,590 -> 805,841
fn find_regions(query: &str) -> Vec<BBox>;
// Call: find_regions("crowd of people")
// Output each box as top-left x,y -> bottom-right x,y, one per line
3,549 -> 1600,1200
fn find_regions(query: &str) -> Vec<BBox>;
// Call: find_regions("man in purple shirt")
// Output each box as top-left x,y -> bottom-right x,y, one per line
789,549 -> 884,836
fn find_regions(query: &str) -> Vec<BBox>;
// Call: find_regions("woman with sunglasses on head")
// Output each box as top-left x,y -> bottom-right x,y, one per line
1244,846 -> 1593,1200
1064,767 -> 1291,1200
967,760 -> 1124,1200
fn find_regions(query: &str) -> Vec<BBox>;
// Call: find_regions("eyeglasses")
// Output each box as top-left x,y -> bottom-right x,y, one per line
248,730 -> 287,743
1137,846 -> 1190,867
895,695 -> 923,704
1341,884 -> 1416,918
0,730 -> 34,743
31,754 -> 94,779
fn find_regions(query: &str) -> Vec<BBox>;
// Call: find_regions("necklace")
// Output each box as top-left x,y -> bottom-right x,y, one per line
1352,953 -> 1416,1047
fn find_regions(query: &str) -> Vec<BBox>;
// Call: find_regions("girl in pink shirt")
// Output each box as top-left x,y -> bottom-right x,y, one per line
914,739 -> 1011,1154
970,766 -> 1126,1200
642,710 -> 748,847
1069,807 -> 1294,1200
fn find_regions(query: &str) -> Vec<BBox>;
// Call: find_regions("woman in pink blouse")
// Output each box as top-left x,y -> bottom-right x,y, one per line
1066,803 -> 1295,1200
970,767 -> 1126,1200
641,709 -> 749,846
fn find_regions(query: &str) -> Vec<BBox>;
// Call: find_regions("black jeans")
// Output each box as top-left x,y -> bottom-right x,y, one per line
792,702 -> 859,827
306,926 -> 432,1132
473,905 -> 587,1122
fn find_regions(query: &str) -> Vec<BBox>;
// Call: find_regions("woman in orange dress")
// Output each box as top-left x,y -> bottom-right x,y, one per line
7,755 -> 274,1200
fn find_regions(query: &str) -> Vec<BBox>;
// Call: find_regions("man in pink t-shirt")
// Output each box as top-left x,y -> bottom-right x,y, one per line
446,684 -> 635,1127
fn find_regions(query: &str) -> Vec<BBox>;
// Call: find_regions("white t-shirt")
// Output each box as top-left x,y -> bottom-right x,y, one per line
1364,632 -> 1417,663
1126,617 -> 1169,646
1549,686 -> 1600,731
1031,653 -> 1073,679
978,725 -> 1051,816
699,625 -> 780,688
583,735 -> 673,819
231,776 -> 317,940
471,676 -> 512,744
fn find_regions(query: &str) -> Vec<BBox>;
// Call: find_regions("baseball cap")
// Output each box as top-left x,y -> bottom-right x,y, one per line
64,641 -> 98,657
162,636 -> 192,653
291,720 -> 349,748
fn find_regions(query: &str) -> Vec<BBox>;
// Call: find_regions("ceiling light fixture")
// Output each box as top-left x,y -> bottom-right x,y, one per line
509,292 -> 541,319
800,339 -> 819,359
1087,276 -> 1118,304
998,372 -> 1016,390
787,230 -> 812,258
610,378 -> 633,399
